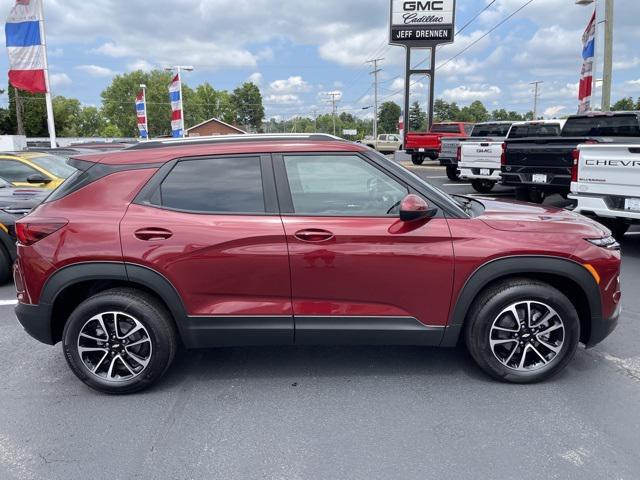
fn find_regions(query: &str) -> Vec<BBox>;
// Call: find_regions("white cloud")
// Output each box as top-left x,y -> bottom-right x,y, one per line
247,72 -> 263,87
50,73 -> 72,88
543,105 -> 566,117
269,76 -> 311,94
441,85 -> 502,102
265,94 -> 302,105
76,64 -> 115,77
128,60 -> 155,72
91,42 -> 133,58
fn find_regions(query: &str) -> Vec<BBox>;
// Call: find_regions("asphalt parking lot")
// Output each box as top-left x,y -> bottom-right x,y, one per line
1,163 -> 639,480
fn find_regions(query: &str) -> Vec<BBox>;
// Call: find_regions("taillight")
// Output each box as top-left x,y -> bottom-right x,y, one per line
500,143 -> 507,166
571,149 -> 580,182
15,220 -> 67,246
456,146 -> 462,162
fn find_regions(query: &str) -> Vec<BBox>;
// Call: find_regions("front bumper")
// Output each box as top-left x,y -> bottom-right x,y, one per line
585,301 -> 620,348
15,302 -> 55,345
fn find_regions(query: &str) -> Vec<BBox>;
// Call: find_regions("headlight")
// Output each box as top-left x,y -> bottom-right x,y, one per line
585,236 -> 620,250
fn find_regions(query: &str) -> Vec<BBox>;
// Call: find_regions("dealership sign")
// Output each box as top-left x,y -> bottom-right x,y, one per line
389,0 -> 456,46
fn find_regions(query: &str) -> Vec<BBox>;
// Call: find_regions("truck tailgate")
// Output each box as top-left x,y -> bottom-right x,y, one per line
460,141 -> 502,168
573,144 -> 640,198
505,137 -> 583,167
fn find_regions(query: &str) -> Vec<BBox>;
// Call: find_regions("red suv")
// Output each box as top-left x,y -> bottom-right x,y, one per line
14,134 -> 621,394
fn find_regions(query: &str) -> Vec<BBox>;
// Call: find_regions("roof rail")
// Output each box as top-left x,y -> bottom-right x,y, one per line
126,133 -> 346,150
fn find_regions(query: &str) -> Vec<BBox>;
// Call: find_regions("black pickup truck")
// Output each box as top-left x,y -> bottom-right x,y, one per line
501,112 -> 640,203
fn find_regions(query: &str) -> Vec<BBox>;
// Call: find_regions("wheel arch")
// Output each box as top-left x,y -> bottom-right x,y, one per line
41,262 -> 188,345
440,256 -> 601,347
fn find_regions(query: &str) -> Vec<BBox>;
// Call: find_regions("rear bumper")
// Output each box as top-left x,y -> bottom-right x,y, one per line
586,301 -> 620,348
569,193 -> 640,221
406,149 -> 438,158
15,302 -> 55,345
439,157 -> 456,166
500,172 -> 571,192
460,167 -> 501,181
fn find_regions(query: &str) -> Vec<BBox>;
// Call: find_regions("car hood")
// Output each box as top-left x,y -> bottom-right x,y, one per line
475,197 -> 608,236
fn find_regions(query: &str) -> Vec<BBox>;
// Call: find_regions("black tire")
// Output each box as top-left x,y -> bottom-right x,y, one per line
411,155 -> 425,166
464,278 -> 580,383
446,165 -> 460,181
528,189 -> 545,204
598,218 -> 630,239
471,179 -> 496,193
0,247 -> 11,285
515,187 -> 530,202
62,288 -> 178,394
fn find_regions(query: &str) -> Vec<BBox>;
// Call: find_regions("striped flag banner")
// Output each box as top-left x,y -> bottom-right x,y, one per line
5,0 -> 47,93
169,74 -> 183,138
136,89 -> 148,139
578,11 -> 596,114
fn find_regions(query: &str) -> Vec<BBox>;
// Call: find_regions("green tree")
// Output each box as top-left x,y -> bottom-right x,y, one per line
433,99 -> 461,122
409,101 -> 428,131
76,106 -> 105,137
100,123 -> 123,138
231,82 -> 264,132
612,97 -> 635,111
378,101 -> 401,134
7,88 -> 48,136
52,96 -> 82,136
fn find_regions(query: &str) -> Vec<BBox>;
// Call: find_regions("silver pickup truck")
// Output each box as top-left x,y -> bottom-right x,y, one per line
569,143 -> 640,238
439,122 -> 513,181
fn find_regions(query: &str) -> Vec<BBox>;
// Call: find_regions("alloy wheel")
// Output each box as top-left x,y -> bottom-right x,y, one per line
489,301 -> 565,372
76,311 -> 153,382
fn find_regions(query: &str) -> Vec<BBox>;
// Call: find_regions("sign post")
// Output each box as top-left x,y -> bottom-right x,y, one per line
389,0 -> 456,135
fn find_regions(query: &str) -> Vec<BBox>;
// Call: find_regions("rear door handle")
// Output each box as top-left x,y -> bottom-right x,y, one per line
134,228 -> 173,241
294,229 -> 334,242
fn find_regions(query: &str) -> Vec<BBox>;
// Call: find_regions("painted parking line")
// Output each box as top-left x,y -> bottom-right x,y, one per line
0,299 -> 17,306
442,183 -> 471,187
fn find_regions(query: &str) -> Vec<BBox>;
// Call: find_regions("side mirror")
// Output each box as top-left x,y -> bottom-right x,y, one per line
26,174 -> 52,185
400,194 -> 438,222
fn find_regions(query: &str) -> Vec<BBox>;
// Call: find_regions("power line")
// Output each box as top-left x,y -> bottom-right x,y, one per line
366,58 -> 383,140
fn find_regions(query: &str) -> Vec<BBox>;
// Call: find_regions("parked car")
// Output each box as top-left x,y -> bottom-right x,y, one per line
569,143 -> 640,238
459,120 -> 564,193
405,122 -> 474,166
0,178 -> 48,283
364,134 -> 403,154
14,134 -> 621,393
0,152 -> 77,189
501,112 -> 640,203
439,122 -> 512,181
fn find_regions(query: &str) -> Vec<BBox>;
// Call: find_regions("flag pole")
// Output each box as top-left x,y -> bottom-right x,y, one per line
37,0 -> 56,148
177,67 -> 185,138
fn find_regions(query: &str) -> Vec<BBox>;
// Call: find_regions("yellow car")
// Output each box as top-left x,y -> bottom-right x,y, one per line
0,152 -> 77,189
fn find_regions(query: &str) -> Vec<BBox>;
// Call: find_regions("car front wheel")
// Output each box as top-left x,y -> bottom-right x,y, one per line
446,165 -> 460,181
62,288 -> 178,394
465,279 -> 580,383
471,179 -> 495,193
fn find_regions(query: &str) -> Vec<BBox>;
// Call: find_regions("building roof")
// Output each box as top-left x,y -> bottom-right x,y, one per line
186,117 -> 247,134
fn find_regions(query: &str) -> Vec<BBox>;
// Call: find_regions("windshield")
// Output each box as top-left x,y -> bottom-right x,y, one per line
471,123 -> 512,137
27,154 -> 77,178
430,124 -> 462,134
508,123 -> 562,139
561,115 -> 640,137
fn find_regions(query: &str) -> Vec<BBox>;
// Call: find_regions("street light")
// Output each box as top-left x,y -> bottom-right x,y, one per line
576,0 -> 613,111
164,66 -> 195,137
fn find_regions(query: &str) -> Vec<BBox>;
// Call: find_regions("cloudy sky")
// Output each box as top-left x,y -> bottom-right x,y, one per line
2,0 -> 640,120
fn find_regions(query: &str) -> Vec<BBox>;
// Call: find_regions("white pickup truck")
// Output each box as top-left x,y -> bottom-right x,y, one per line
569,143 -> 640,238
364,134 -> 403,154
459,120 -> 564,193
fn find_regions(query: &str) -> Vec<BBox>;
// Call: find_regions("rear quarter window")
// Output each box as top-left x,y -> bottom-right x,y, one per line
561,115 -> 640,137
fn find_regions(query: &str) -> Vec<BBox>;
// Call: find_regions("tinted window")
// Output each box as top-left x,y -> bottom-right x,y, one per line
0,160 -> 40,183
561,115 -> 640,137
159,157 -> 265,213
464,124 -> 475,135
430,124 -> 461,134
508,123 -> 562,139
471,123 -> 512,137
284,155 -> 408,216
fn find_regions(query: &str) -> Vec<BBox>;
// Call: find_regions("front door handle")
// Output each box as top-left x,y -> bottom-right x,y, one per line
294,229 -> 334,242
134,228 -> 173,241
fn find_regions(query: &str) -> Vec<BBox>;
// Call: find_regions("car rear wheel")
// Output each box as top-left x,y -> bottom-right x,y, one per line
411,155 -> 425,166
446,165 -> 460,181
471,180 -> 495,193
0,247 -> 11,285
465,279 -> 580,383
62,288 -> 177,394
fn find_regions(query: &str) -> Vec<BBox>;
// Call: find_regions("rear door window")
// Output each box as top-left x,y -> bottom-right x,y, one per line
0,160 -> 40,183
158,156 -> 265,214
508,124 -> 562,139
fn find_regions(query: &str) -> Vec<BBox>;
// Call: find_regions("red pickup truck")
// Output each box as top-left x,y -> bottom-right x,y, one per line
405,122 -> 474,165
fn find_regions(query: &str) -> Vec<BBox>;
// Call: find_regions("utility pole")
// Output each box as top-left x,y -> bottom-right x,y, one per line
14,88 -> 24,136
312,109 -> 318,132
366,58 -> 384,141
530,81 -> 543,119
326,92 -> 341,136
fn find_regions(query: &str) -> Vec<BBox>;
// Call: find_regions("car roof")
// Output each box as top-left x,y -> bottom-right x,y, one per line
72,134 -> 367,166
